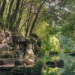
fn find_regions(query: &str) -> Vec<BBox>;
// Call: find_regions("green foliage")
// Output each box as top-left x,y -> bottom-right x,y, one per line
49,35 -> 60,52
0,0 -> 75,75
58,35 -> 74,52
61,23 -> 74,36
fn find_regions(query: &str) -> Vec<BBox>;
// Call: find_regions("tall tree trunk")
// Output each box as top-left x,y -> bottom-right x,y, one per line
25,2 -> 33,36
14,0 -> 26,33
6,0 -> 14,29
0,0 -> 2,9
0,0 -> 6,18
29,0 -> 46,35
9,0 -> 21,31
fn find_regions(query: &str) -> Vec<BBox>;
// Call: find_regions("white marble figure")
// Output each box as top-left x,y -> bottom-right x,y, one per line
24,43 -> 35,67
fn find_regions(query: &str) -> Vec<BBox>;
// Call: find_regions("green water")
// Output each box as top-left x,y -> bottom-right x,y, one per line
0,70 -> 13,75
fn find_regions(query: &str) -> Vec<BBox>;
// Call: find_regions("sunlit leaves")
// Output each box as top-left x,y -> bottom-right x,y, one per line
49,35 -> 60,52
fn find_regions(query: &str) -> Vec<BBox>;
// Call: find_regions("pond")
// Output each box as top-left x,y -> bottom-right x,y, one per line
0,70 -> 13,75
0,53 -> 75,75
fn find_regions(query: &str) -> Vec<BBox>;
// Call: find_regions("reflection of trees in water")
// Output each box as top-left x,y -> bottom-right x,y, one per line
59,52 -> 75,75
0,70 -> 12,75
61,62 -> 75,75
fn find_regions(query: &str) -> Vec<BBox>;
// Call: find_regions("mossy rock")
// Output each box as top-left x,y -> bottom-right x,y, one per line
0,51 -> 15,58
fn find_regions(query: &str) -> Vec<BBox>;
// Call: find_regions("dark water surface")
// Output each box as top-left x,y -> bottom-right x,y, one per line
0,70 -> 13,75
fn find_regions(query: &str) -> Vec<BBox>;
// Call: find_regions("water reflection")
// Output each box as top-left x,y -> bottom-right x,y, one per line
0,53 -> 75,75
0,70 -> 13,75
